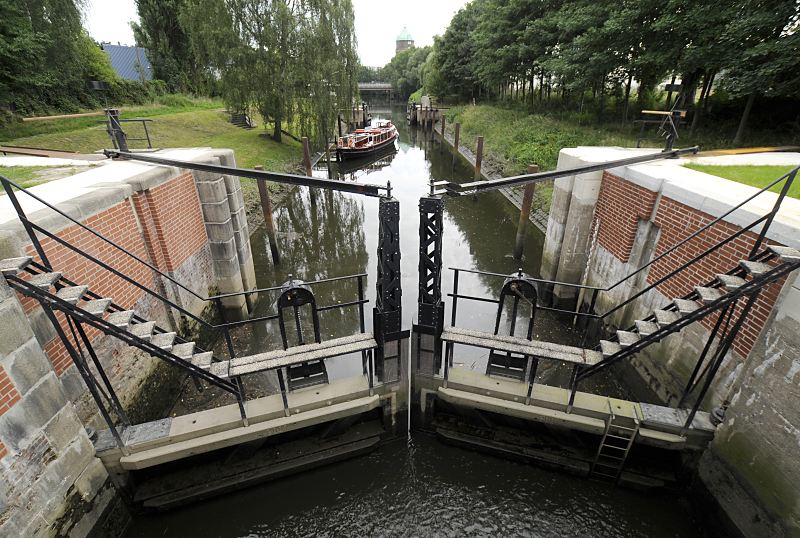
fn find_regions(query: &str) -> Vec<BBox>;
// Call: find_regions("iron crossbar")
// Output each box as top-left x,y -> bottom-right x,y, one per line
104,150 -> 390,197
437,146 -> 699,195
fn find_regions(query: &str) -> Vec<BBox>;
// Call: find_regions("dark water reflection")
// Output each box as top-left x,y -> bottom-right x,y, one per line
124,107 -> 705,537
125,436 -> 704,538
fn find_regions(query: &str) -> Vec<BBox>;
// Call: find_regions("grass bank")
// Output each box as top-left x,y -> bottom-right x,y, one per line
0,97 -> 304,219
443,104 -> 799,176
684,164 -> 799,199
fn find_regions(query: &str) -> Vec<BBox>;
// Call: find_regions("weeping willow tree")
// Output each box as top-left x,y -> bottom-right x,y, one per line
181,0 -> 358,144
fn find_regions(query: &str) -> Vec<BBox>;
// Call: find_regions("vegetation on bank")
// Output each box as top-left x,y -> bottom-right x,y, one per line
382,0 -> 800,146
685,164 -> 800,200
0,98 -> 302,216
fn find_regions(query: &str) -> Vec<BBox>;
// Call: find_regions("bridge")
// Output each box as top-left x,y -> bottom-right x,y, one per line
358,82 -> 394,103
1,136 -> 798,509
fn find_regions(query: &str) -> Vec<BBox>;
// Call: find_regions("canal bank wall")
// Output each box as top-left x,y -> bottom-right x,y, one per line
0,148 -> 257,536
540,147 -> 800,535
433,122 -> 549,233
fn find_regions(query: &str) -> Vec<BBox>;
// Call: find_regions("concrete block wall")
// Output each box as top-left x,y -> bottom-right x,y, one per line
0,276 -> 110,537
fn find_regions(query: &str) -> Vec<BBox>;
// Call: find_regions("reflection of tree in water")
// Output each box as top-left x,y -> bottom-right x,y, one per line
231,188 -> 369,357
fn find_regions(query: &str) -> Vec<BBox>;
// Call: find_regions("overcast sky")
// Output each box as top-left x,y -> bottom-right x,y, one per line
83,0 -> 470,67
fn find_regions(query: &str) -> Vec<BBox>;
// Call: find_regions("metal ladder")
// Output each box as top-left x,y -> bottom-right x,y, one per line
590,400 -> 640,483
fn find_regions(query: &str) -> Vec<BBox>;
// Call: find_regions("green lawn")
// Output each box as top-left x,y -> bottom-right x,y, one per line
0,99 -> 303,211
684,164 -> 800,199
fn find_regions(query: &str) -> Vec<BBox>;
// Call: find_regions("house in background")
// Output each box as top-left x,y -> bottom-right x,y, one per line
101,43 -> 153,81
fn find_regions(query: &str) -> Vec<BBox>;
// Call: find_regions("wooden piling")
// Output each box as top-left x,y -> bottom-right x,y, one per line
474,136 -> 484,181
302,137 -> 317,204
513,164 -> 539,260
452,122 -> 461,167
255,165 -> 280,265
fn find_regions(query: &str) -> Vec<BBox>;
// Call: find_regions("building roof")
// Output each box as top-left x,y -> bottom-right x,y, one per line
101,44 -> 153,81
397,27 -> 413,41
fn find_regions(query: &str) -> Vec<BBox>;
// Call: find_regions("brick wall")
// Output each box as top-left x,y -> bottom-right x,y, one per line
595,172 -> 784,358
17,172 -> 209,378
0,366 -> 21,417
132,172 -> 208,272
595,172 -> 658,262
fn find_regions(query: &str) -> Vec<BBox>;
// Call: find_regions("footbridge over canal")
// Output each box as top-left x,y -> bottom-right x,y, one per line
1,143 -> 798,510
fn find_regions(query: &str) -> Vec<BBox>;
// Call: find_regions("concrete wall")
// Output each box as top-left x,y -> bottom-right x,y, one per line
0,148 -> 256,536
541,148 -> 800,535
0,276 -> 109,537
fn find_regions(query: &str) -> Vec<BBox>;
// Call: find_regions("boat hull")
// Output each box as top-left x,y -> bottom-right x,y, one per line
336,134 -> 398,161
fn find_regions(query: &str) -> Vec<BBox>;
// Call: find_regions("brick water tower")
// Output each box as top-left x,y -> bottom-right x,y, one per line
396,27 -> 414,53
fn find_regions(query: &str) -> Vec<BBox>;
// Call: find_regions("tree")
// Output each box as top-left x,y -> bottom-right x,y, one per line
382,46 -> 432,100
132,0 -> 208,93
181,0 -> 359,144
0,0 -> 93,114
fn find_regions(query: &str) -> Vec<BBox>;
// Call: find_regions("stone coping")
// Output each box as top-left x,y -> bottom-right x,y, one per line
562,147 -> 800,250
0,148 -> 231,258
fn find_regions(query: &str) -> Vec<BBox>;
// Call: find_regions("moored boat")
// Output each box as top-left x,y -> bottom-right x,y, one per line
336,121 -> 398,161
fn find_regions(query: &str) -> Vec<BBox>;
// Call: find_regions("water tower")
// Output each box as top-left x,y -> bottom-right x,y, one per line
396,27 -> 414,53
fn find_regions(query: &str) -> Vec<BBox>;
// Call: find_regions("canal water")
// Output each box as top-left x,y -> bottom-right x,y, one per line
124,107 -> 706,537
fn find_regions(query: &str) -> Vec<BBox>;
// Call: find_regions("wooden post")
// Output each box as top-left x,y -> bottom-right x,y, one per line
474,136 -> 484,181
337,114 -> 343,137
452,122 -> 461,167
513,164 -> 539,260
255,165 -> 280,265
302,137 -> 317,205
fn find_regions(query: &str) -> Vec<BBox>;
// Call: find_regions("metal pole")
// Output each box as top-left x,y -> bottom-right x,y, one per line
302,137 -> 317,205
513,164 -> 539,259
749,168 -> 796,258
255,165 -> 281,265
105,108 -> 128,152
452,123 -> 461,168
475,136 -> 484,181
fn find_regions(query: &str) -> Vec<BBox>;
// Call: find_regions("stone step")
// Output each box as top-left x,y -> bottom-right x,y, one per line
150,332 -> 176,350
191,352 -> 213,370
768,245 -> 800,263
130,321 -> 156,341
635,320 -> 660,337
600,340 -> 621,358
653,309 -> 680,327
55,285 -> 88,305
740,260 -> 772,276
0,256 -> 33,276
82,298 -> 112,317
694,286 -> 722,304
617,331 -> 640,348
171,342 -> 196,359
106,310 -> 135,328
28,272 -> 62,289
716,274 -> 746,291
674,298 -> 700,315
209,361 -> 230,378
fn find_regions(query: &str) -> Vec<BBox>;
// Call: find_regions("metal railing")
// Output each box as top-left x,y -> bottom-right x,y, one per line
0,175 -> 374,396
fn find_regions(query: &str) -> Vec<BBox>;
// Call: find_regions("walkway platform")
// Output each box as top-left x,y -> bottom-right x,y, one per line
95,375 -> 380,471
437,368 -> 715,450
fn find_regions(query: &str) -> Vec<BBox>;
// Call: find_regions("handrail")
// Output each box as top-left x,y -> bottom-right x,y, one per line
440,146 -> 699,195
0,176 -> 207,302
449,165 -> 798,329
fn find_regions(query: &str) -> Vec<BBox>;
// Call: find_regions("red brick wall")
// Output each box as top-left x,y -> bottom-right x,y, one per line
0,366 -> 21,417
18,172 -> 209,377
132,172 -> 208,272
595,172 -> 785,358
595,172 -> 658,262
